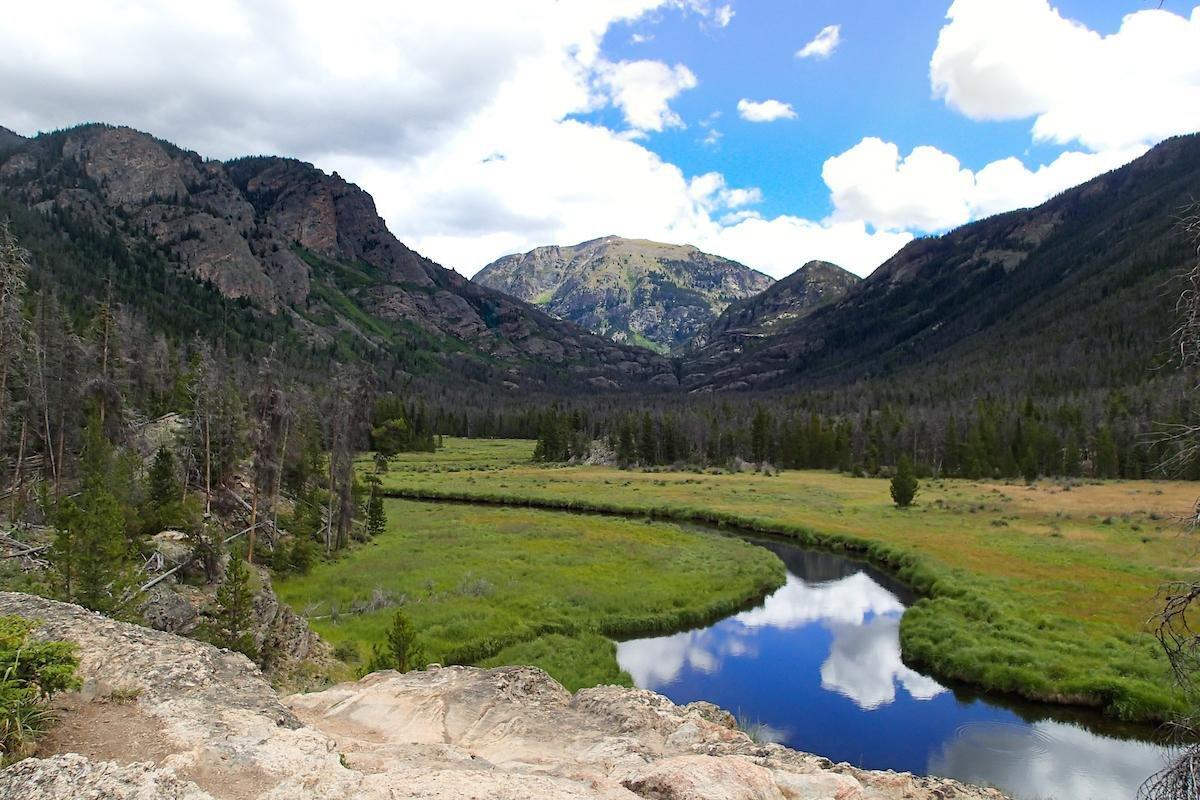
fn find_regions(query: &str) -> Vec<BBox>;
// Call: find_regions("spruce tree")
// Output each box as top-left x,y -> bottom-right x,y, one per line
890,455 -> 919,508
147,446 -> 179,508
1095,428 -> 1119,478
384,609 -> 423,673
365,473 -> 387,537
214,551 -> 258,662
51,415 -> 138,616
616,420 -> 636,467
750,408 -> 770,464
638,412 -> 657,466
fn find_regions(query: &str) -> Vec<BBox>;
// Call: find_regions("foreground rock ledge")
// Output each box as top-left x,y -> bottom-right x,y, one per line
0,592 -> 1006,799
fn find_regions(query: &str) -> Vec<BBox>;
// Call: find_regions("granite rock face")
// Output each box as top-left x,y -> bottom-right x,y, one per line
0,592 -> 1007,800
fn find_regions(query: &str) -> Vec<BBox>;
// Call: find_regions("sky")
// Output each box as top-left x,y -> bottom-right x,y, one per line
2,0 -> 1199,279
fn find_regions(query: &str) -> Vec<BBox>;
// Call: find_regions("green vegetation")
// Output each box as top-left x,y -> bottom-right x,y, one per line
372,438 -> 1194,723
891,456 -> 918,508
210,552 -> 259,662
276,499 -> 784,690
0,617 -> 79,763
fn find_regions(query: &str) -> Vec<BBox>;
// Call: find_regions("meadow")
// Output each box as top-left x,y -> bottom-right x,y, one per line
275,498 -> 784,690
367,438 -> 1200,723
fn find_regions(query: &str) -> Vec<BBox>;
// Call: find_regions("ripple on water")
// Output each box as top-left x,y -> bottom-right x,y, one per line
950,721 -> 1057,761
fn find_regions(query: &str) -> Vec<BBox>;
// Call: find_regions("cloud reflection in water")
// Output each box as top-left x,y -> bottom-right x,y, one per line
619,571 -> 945,709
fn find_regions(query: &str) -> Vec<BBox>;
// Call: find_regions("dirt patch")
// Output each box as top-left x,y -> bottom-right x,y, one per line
36,692 -> 276,800
36,692 -> 174,766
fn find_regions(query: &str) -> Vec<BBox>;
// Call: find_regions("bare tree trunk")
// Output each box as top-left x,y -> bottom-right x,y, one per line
325,455 -> 335,555
204,410 -> 212,515
10,419 -> 25,520
54,420 -> 65,502
247,485 -> 258,564
273,416 -> 290,536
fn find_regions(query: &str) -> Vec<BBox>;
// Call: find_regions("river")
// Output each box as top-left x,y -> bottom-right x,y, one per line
616,535 -> 1172,800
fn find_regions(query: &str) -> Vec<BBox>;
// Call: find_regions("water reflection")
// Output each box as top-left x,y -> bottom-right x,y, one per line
616,537 -> 1168,800
930,719 -> 1170,800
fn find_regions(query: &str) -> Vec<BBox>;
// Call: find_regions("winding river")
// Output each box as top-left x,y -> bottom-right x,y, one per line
617,535 -> 1172,800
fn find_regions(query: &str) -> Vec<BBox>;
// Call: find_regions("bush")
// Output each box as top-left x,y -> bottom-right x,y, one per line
0,617 -> 79,762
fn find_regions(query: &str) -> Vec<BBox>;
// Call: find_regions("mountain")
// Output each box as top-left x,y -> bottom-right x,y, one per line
691,260 -> 859,356
474,236 -> 773,353
0,124 -> 675,391
0,126 -> 24,154
682,134 -> 1200,394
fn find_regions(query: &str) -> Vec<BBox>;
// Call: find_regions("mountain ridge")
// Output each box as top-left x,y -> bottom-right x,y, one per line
0,123 -> 676,392
682,134 -> 1200,395
474,235 -> 773,353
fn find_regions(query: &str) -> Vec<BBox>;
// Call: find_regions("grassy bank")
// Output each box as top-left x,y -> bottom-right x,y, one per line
370,438 -> 1197,722
275,499 -> 784,691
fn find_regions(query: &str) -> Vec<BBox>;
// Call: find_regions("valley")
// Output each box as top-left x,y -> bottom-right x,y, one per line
267,438 -> 1186,799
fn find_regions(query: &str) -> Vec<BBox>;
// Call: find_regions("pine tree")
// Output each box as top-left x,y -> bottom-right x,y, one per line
616,419 -> 636,467
384,609 -> 423,673
213,551 -> 258,662
1095,427 -> 1119,478
147,446 -> 179,508
638,412 -> 657,466
366,473 -> 387,537
890,455 -> 919,508
51,416 -> 138,616
750,408 -> 770,464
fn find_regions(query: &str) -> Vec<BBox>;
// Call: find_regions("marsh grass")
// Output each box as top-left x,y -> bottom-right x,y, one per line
276,500 -> 784,691
366,438 -> 1198,723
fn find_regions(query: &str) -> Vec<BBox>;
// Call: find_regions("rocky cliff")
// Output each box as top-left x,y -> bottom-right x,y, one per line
475,236 -> 773,353
0,592 -> 1005,800
0,124 -> 675,391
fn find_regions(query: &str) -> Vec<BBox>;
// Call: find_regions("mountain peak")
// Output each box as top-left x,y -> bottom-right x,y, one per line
691,259 -> 860,358
474,236 -> 773,353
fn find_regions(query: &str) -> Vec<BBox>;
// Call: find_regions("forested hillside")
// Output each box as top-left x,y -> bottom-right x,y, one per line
0,124 -> 675,394
686,135 -> 1200,395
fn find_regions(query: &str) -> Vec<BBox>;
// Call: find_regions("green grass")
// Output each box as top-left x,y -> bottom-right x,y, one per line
368,438 -> 1198,723
275,499 -> 784,690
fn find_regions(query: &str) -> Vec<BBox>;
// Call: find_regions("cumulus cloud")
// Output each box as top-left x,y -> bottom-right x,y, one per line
596,59 -> 699,132
714,4 -> 735,28
931,0 -> 1200,151
736,98 -> 796,123
822,136 -> 1146,233
3,0 -> 1149,286
796,24 -> 841,59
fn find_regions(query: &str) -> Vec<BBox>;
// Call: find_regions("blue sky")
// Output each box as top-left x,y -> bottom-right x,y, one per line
2,1 -> 1198,277
588,0 -> 1166,224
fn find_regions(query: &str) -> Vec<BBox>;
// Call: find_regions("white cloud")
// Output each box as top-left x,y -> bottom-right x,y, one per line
736,98 -> 796,123
596,60 -> 699,132
696,216 -> 913,279
822,136 -> 1146,233
823,138 -> 976,231
796,24 -> 841,59
931,0 -> 1200,151
3,0 -> 1152,287
714,4 -> 734,28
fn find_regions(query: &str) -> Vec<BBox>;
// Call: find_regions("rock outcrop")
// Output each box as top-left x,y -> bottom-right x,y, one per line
0,592 -> 1007,800
0,123 -> 675,391
475,236 -> 773,353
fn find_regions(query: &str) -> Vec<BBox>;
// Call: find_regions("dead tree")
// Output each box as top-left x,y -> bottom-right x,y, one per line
1142,205 -> 1200,800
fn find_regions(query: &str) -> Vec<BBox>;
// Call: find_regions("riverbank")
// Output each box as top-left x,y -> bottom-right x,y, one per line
369,439 -> 1194,723
274,500 -> 785,690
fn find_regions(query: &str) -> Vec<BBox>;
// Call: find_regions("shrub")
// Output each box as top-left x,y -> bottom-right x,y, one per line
0,617 -> 79,762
